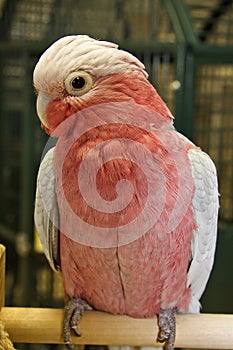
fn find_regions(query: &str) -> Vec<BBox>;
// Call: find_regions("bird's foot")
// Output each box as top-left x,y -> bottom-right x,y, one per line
63,297 -> 92,349
157,308 -> 176,350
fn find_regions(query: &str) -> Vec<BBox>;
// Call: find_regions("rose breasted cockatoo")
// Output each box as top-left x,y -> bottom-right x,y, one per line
34,35 -> 219,350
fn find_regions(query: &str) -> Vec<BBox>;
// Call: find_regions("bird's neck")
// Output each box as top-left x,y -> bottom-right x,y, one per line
93,73 -> 173,121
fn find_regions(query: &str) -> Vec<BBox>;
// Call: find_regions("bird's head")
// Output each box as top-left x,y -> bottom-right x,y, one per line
33,35 -> 172,134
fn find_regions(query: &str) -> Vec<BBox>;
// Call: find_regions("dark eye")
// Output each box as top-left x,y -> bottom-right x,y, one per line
64,71 -> 93,96
71,76 -> 86,89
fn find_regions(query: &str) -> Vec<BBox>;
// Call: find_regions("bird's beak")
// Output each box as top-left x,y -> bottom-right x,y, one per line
36,92 -> 52,128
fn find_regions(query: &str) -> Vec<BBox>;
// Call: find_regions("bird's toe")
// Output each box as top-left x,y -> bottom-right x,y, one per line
63,297 -> 92,348
157,308 -> 176,350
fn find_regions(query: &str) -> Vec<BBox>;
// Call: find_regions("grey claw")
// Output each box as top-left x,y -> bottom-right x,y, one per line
63,297 -> 92,349
157,308 -> 176,350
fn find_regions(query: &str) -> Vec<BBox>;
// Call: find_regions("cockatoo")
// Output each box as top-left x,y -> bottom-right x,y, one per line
33,35 -> 219,350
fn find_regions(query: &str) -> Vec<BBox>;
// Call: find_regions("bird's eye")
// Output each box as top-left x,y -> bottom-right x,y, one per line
64,71 -> 93,96
71,76 -> 86,89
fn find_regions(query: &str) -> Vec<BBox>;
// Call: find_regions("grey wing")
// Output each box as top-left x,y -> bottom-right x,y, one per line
34,147 -> 60,272
187,148 -> 219,313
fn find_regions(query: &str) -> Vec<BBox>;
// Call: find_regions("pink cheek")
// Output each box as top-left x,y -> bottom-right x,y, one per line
45,100 -> 76,132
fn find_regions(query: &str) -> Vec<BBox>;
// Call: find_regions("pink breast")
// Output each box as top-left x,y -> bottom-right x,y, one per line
60,204 -> 194,317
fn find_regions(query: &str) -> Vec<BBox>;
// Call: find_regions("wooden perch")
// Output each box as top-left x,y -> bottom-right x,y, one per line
0,245 -> 17,350
0,244 -> 5,309
0,307 -> 233,348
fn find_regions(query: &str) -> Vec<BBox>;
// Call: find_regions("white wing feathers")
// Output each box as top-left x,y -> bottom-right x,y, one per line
187,148 -> 219,313
34,147 -> 60,272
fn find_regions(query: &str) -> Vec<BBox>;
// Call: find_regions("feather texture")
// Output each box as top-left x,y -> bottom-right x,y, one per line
34,147 -> 60,272
186,149 -> 219,312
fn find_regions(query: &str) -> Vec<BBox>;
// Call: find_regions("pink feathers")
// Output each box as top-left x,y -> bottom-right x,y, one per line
51,99 -> 196,315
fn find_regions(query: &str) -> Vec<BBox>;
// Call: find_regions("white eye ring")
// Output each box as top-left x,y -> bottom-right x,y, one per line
64,71 -> 93,96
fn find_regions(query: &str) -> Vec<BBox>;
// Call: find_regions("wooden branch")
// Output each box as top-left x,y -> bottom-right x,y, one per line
0,244 -> 6,309
1,307 -> 233,348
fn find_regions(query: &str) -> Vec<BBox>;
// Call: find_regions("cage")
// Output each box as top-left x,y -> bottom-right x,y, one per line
0,0 -> 232,341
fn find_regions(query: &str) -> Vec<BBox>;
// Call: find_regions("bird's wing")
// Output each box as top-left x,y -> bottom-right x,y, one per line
34,147 -> 60,272
187,148 -> 219,312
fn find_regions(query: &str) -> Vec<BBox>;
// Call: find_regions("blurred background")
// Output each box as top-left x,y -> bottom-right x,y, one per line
0,0 -> 233,349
